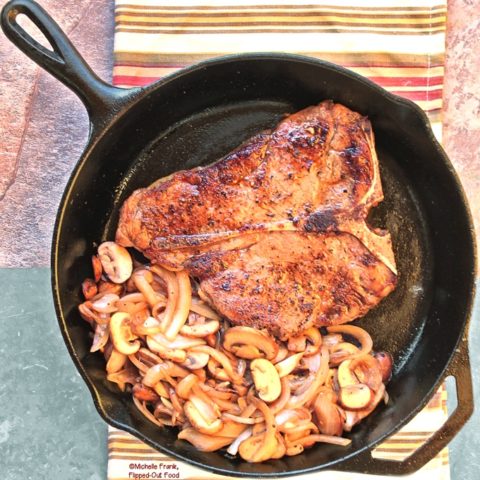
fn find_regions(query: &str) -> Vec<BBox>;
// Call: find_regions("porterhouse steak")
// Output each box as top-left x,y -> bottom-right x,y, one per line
116,101 -> 397,339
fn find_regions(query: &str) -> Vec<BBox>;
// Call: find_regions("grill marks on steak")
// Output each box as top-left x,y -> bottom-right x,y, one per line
116,101 -> 397,339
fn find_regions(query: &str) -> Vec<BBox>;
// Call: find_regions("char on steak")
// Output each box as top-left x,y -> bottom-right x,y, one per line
116,101 -> 397,339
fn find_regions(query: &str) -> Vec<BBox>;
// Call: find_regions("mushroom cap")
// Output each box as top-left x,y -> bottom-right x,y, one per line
251,358 -> 282,403
98,241 -> 133,284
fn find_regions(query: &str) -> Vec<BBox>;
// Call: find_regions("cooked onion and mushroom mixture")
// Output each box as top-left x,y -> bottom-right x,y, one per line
79,242 -> 393,462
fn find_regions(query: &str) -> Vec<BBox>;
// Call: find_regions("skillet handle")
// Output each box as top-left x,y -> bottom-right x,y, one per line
1,0 -> 139,125
334,335 -> 473,475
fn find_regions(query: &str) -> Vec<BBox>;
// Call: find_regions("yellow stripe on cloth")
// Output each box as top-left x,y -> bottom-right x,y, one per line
109,0 -> 448,478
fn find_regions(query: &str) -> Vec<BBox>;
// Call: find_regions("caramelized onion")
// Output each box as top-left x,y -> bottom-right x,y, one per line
326,325 -> 373,358
150,265 -> 178,333
226,427 -> 253,455
82,248 -> 391,463
165,271 -> 192,340
178,428 -> 232,452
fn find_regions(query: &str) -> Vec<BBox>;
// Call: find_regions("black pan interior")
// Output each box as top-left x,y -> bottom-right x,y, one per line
53,56 -> 475,476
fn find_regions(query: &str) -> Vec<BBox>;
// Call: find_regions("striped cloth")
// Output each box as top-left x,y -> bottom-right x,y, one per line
109,1 -> 448,479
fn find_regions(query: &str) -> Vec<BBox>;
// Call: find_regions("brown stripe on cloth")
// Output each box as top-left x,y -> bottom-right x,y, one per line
114,18 -> 446,27
115,26 -> 445,35
116,11 -> 446,21
113,51 -> 445,67
116,4 -> 446,13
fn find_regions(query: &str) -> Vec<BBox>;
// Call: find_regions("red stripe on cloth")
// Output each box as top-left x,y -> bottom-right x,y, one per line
391,89 -> 443,100
113,75 -> 162,86
113,74 -> 444,99
369,76 -> 443,86
114,62 -> 445,69
115,63 -> 188,69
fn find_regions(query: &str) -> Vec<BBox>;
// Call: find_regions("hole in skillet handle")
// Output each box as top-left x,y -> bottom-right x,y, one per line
332,335 -> 473,475
0,0 -> 140,130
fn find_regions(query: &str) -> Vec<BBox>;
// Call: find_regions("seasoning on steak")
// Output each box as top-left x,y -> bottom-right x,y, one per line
116,101 -> 397,340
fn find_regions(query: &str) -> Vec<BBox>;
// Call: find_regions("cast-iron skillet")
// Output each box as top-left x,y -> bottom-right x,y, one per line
2,0 -> 476,476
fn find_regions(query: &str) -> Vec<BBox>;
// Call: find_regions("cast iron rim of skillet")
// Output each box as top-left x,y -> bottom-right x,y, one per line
1,0 -> 477,477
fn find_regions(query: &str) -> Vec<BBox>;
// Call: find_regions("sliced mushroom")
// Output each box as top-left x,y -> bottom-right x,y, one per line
181,351 -> 210,370
351,354 -> 383,391
251,359 -> 282,402
184,395 -> 223,434
339,384 -> 373,410
303,327 -> 322,356
110,312 -> 140,355
223,326 -> 279,360
336,359 -> 359,388
275,352 -> 304,378
98,241 -> 133,284
373,351 -> 394,383
106,348 -> 127,374
343,383 -> 387,432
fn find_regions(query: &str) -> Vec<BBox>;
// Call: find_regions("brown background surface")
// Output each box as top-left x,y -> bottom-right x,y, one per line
0,0 -> 478,268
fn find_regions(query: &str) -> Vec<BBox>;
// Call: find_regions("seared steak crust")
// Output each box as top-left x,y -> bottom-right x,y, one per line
116,101 -> 397,339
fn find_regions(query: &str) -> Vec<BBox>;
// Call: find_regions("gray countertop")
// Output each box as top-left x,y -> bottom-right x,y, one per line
1,269 -> 107,480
